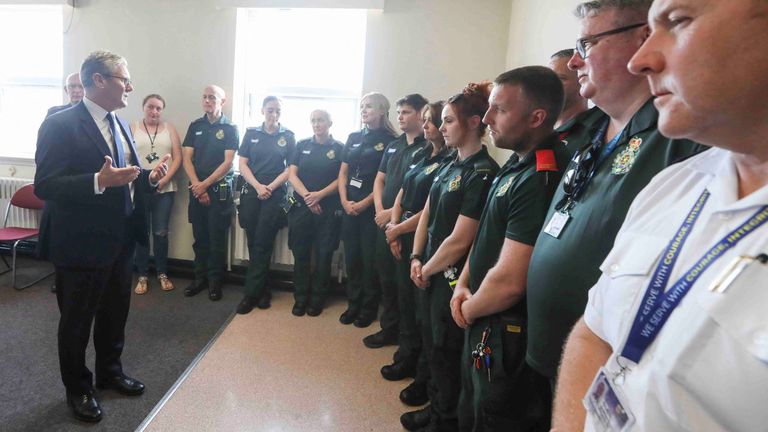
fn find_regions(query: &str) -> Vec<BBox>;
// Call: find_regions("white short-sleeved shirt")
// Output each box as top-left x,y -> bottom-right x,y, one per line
584,147 -> 768,432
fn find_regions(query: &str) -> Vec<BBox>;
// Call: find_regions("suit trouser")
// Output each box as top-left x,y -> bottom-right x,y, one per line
189,191 -> 232,283
56,241 -> 134,395
288,203 -> 341,307
341,207 -> 378,317
243,193 -> 284,299
376,229 -> 399,335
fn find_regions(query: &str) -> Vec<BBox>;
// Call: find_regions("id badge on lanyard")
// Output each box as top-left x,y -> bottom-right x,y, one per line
544,210 -> 570,238
584,367 -> 636,432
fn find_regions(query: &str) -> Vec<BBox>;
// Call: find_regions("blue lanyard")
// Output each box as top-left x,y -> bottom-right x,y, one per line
621,189 -> 768,363
597,128 -> 624,166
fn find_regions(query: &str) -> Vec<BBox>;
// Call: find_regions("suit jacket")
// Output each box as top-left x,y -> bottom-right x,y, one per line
46,104 -> 73,118
35,102 -> 152,268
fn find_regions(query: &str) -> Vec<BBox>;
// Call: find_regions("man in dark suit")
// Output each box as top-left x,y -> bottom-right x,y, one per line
34,50 -> 169,423
45,72 -> 84,117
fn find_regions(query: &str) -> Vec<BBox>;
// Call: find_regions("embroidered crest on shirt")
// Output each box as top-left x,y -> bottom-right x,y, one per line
424,163 -> 439,175
278,136 -> 287,147
448,175 -> 461,192
215,129 -> 224,140
374,142 -> 385,151
327,149 -> 335,159
611,136 -> 643,175
496,176 -> 514,197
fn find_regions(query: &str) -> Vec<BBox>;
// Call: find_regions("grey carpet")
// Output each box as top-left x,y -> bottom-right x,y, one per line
0,256 -> 243,432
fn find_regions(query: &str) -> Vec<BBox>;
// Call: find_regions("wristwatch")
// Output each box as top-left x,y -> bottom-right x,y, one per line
409,253 -> 422,262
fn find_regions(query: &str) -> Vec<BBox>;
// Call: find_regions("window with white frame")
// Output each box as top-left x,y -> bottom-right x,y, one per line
0,5 -> 63,159
233,7 -> 367,142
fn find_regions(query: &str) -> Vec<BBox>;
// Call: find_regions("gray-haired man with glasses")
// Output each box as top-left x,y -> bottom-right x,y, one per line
524,0 -> 705,405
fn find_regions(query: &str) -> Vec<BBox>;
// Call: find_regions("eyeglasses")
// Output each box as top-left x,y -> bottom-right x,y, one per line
575,22 -> 646,59
555,143 -> 599,210
104,74 -> 132,87
202,95 -> 219,101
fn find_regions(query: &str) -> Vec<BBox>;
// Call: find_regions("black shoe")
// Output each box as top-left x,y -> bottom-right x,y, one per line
363,330 -> 398,349
353,314 -> 375,328
339,308 -> 358,325
96,374 -> 145,396
184,279 -> 208,297
381,358 -> 417,381
208,281 -> 222,301
400,405 -> 431,431
236,296 -> 258,314
306,305 -> 323,316
292,302 -> 306,316
257,295 -> 271,310
66,391 -> 102,423
400,380 -> 429,406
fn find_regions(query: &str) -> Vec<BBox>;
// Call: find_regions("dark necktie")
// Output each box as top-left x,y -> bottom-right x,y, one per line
106,113 -> 133,216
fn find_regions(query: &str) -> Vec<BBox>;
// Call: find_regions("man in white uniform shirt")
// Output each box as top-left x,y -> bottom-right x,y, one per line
552,0 -> 768,430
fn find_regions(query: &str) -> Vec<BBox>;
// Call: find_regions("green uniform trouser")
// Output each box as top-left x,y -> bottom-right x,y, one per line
189,189 -> 232,283
341,207 -> 378,317
376,228 -> 399,335
243,192 -> 285,299
427,273 -> 464,431
288,202 -> 341,307
457,304 -> 551,432
394,231 -> 425,371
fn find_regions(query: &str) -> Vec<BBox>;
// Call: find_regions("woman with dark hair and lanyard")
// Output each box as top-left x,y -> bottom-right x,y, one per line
236,96 -> 296,314
406,84 -> 499,431
383,101 -> 453,412
286,109 -> 344,317
338,92 -> 398,328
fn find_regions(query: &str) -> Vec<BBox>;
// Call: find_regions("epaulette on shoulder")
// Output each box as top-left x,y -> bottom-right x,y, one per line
535,149 -> 558,172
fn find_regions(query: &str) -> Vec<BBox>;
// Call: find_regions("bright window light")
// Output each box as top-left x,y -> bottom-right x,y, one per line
0,5 -> 63,159
234,8 -> 367,142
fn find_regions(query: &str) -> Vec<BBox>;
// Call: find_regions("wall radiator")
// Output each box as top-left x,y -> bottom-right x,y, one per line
0,177 -> 39,228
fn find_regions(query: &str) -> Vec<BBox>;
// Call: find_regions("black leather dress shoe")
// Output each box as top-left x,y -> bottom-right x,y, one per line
257,295 -> 271,310
400,380 -> 429,406
401,405 -> 431,431
208,281 -> 222,301
306,305 -> 323,316
96,374 -> 145,396
184,279 -> 208,297
381,358 -> 417,381
66,392 -> 102,423
353,314 -> 375,328
339,308 -> 358,325
363,330 -> 398,348
236,296 -> 258,314
292,302 -> 306,316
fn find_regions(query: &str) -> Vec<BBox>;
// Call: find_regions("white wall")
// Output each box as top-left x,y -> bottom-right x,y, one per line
506,0 -> 580,69
5,0 -> 515,260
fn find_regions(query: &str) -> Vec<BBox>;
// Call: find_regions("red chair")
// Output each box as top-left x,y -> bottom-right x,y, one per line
0,183 -> 53,289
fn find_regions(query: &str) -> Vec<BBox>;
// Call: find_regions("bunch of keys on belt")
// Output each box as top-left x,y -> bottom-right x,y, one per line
471,327 -> 493,382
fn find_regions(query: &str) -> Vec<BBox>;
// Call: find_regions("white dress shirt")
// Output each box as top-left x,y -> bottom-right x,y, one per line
82,97 -> 135,198
583,148 -> 768,431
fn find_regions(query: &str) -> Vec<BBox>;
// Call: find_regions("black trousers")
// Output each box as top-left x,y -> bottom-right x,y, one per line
55,241 -> 134,395
243,193 -> 285,299
189,191 -> 232,283
341,207 -> 379,317
376,229 -> 399,335
288,202 -> 341,306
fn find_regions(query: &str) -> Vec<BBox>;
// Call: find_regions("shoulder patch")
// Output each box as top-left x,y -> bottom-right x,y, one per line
536,149 -> 558,172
